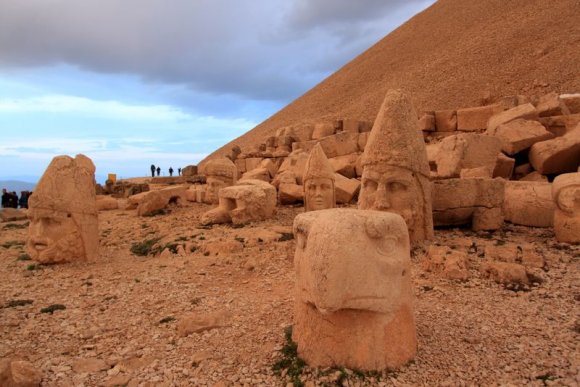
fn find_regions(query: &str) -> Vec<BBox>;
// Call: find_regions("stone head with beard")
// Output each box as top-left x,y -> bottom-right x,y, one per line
358,90 -> 434,243
27,154 -> 98,264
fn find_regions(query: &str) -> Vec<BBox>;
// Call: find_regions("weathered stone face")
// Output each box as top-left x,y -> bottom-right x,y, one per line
359,164 -> 422,237
292,209 -> 416,370
304,178 -> 334,212
358,89 -> 433,243
205,175 -> 233,205
27,208 -> 85,263
26,154 -> 98,264
553,173 -> 580,243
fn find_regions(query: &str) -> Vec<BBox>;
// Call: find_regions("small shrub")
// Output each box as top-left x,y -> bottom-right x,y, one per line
278,233 -> 294,242
198,236 -> 206,241
26,264 -> 40,271
159,316 -> 175,324
3,223 -> 27,230
191,297 -> 202,305
40,304 -> 66,314
143,209 -> 166,217
17,254 -> 31,261
130,238 -> 161,256
234,237 -> 245,244
164,243 -> 179,254
4,299 -> 33,308
272,325 -> 305,387
2,240 -> 25,249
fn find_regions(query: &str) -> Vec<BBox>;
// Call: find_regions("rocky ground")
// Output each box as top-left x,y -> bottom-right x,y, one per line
0,201 -> 578,386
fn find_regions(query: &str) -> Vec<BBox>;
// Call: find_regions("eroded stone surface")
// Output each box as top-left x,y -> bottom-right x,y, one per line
203,158 -> 237,204
26,154 -> 98,264
552,172 -> 580,243
293,209 -> 416,370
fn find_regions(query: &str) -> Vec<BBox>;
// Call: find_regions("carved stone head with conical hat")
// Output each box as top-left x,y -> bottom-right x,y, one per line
303,143 -> 336,212
358,89 -> 434,243
27,154 -> 99,263
204,158 -> 237,205
552,172 -> 580,243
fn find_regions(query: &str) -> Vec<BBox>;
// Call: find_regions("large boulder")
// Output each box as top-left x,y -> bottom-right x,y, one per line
432,133 -> 502,178
529,124 -> 580,174
486,119 -> 554,155
486,103 -> 539,133
503,181 -> 554,227
137,186 -> 187,216
433,178 -> 505,230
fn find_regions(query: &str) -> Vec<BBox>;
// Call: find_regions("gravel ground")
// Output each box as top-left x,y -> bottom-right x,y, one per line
0,202 -> 578,386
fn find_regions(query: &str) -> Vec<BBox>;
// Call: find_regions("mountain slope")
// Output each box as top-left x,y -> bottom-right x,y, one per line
202,0 -> 580,163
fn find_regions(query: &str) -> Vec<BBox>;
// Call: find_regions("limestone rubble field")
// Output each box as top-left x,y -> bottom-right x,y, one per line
0,201 -> 577,386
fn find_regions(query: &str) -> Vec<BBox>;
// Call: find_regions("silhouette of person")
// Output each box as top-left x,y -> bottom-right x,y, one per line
150,164 -> 156,177
1,188 -> 8,208
156,166 -> 161,176
169,167 -> 174,177
178,167 -> 182,176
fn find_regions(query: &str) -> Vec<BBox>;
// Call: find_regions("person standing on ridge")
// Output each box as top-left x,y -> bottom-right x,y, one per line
178,167 -> 182,176
156,166 -> 161,176
150,164 -> 156,177
169,167 -> 174,177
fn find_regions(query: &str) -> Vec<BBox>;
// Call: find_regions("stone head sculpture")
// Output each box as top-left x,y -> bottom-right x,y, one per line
359,89 -> 434,243
27,154 -> 98,264
292,208 -> 417,370
552,172 -> 580,243
203,158 -> 237,204
302,143 -> 336,212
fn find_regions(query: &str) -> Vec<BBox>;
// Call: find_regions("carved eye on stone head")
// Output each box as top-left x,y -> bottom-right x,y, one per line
365,216 -> 399,256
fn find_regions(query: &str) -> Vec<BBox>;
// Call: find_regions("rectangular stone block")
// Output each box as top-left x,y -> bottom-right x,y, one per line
539,113 -> 580,137
529,124 -> 580,174
561,93 -> 580,114
342,119 -> 360,133
487,103 -> 539,132
334,173 -> 360,204
457,105 -> 500,131
535,92 -> 570,117
318,132 -> 359,158
493,153 -> 515,179
312,123 -> 335,140
504,181 -> 554,227
418,113 -> 436,131
435,110 -> 457,132
487,119 -> 554,155
245,157 -> 263,172
329,153 -> 359,178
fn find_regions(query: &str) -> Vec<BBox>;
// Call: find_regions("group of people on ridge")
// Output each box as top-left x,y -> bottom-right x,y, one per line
150,164 -> 181,177
1,189 -> 30,209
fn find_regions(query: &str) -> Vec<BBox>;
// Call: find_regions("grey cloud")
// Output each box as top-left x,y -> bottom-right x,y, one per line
0,0 -> 434,111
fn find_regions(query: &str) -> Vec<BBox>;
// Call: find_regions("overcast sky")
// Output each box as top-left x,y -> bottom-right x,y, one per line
0,0 -> 435,183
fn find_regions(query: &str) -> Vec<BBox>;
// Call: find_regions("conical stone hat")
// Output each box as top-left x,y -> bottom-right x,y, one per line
29,154 -> 97,215
361,89 -> 430,178
303,143 -> 335,183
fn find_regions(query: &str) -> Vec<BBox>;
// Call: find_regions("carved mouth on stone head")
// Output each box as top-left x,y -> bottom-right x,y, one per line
33,243 -> 48,251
